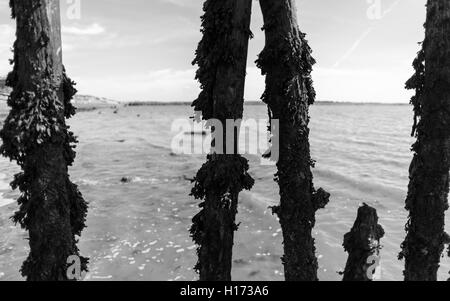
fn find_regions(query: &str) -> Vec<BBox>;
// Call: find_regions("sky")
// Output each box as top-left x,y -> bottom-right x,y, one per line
0,0 -> 427,103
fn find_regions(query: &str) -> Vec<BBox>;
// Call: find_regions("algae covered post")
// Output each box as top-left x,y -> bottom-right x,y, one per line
189,0 -> 254,281
256,0 -> 330,281
400,0 -> 450,282
0,0 -> 88,280
342,204 -> 385,281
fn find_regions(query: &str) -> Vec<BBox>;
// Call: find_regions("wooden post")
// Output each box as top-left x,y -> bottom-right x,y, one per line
401,0 -> 450,281
257,0 -> 330,281
0,0 -> 88,280
342,204 -> 385,281
190,0 -> 254,281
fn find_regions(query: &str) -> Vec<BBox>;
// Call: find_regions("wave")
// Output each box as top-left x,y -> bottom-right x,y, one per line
314,168 -> 405,202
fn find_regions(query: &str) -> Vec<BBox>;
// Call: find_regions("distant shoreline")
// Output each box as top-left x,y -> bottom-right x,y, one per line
0,99 -> 411,117
1,78 -> 410,108
125,100 -> 409,107
1,92 -> 410,115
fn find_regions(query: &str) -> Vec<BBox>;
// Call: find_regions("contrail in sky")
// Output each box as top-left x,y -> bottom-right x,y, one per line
333,0 -> 402,68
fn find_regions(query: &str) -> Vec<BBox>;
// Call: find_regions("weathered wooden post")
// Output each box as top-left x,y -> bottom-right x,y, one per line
190,0 -> 254,281
256,0 -> 330,281
400,0 -> 450,281
342,204 -> 385,281
0,0 -> 88,280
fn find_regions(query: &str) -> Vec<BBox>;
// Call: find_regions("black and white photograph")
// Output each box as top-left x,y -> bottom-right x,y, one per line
0,0 -> 449,287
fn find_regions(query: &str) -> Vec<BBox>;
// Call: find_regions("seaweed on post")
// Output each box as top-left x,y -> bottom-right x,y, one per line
400,0 -> 450,281
189,0 -> 254,281
256,0 -> 330,281
0,0 -> 88,281
342,204 -> 385,281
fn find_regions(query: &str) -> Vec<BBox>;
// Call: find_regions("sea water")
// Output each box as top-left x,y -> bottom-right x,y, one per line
0,104 -> 449,281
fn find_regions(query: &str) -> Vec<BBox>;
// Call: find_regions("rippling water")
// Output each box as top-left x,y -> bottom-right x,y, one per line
0,104 -> 449,281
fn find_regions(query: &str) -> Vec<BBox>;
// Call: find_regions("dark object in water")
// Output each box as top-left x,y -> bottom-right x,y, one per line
0,0 -> 88,280
256,0 -> 329,281
400,0 -> 450,281
120,177 -> 132,183
342,204 -> 385,281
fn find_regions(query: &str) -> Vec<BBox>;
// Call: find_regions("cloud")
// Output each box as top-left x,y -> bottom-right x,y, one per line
312,67 -> 412,103
73,69 -> 200,102
73,67 -> 266,103
62,23 -> 105,36
160,0 -> 200,8
72,65 -> 412,104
